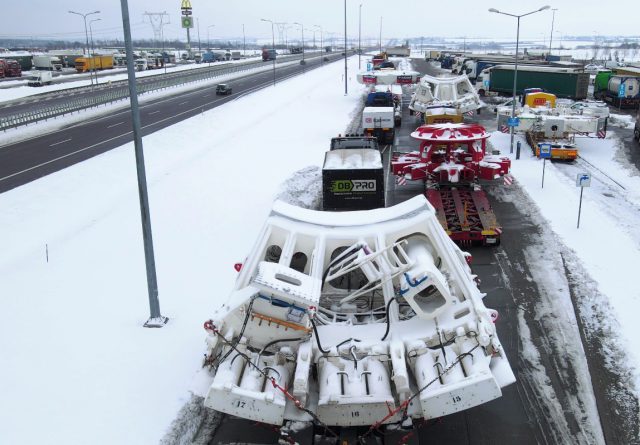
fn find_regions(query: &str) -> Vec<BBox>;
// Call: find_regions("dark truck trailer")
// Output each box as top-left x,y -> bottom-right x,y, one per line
488,65 -> 589,99
322,149 -> 385,211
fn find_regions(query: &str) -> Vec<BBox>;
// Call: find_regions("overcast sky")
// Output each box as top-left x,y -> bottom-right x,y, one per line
2,0 -> 639,44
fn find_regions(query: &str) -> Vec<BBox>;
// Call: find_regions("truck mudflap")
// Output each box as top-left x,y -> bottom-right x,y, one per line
426,189 -> 501,246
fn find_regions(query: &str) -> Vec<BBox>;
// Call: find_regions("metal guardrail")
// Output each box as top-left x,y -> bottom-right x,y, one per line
0,56 -> 301,132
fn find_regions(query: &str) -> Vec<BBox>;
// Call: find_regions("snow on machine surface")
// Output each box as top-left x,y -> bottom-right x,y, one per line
201,196 -> 515,429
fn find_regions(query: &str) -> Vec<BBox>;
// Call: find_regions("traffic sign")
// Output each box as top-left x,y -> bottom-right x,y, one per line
618,82 -> 625,98
507,117 -> 520,127
539,143 -> 552,159
576,173 -> 591,187
181,16 -> 193,28
366,62 -> 372,72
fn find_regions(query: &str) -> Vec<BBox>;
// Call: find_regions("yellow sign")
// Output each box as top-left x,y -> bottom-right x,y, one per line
181,0 -> 192,10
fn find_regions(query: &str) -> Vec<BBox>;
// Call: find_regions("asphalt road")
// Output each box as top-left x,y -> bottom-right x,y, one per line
0,54 -> 344,193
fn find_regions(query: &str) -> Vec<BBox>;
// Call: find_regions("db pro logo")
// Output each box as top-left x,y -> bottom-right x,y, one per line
331,180 -> 376,193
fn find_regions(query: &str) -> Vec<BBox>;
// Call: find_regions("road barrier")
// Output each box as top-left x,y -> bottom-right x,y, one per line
0,56 -> 302,132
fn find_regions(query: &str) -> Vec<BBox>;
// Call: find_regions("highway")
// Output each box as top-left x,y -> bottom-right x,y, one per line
0,54 -> 344,193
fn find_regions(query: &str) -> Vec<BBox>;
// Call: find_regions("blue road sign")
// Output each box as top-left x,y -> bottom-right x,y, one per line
539,143 -> 552,159
507,117 -> 520,127
576,172 -> 591,187
366,62 -> 373,72
619,82 -> 626,98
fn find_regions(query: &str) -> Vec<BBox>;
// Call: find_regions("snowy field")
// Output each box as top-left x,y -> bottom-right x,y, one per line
1,53 -> 639,444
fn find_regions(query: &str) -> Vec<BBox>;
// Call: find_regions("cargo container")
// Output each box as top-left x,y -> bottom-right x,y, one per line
605,75 -> 640,108
480,65 -> 589,99
74,55 -> 114,73
322,148 -> 385,211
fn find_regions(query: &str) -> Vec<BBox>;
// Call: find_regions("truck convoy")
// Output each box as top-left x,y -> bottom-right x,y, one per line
475,65 -> 589,99
74,55 -> 114,73
0,59 -> 22,77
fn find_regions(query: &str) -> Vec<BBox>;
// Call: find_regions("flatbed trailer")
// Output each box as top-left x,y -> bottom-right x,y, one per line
426,188 -> 501,246
526,131 -> 578,161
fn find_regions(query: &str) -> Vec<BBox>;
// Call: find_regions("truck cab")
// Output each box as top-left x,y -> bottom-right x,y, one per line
135,59 -> 147,71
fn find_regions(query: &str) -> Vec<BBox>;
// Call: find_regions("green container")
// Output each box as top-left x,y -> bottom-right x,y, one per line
594,71 -> 613,94
7,55 -> 33,71
490,68 -> 589,99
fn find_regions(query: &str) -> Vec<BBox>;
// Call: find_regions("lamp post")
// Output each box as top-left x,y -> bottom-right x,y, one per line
261,18 -> 276,86
293,22 -> 305,66
68,10 -> 100,87
314,25 -> 323,64
242,24 -> 246,57
489,5 -> 551,154
89,18 -> 101,86
118,0 -> 167,328
196,18 -> 201,53
358,3 -> 362,69
344,0 -> 348,95
207,25 -> 215,49
548,8 -> 557,59
379,16 -> 383,53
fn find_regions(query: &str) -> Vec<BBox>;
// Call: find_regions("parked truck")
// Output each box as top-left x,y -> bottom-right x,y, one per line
602,75 -> 640,109
475,65 -> 589,99
33,55 -> 62,71
74,55 -> 114,73
322,136 -> 385,211
231,51 -> 242,60
362,107 -> 395,144
0,59 -> 22,77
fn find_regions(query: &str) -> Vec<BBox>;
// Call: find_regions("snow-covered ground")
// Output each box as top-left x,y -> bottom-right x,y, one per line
0,56 -> 365,445
1,52 -> 639,444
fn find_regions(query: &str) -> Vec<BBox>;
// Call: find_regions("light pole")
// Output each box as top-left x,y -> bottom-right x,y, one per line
548,8 -> 557,59
261,18 -> 276,86
89,18 -> 101,86
358,3 -> 362,69
118,0 -> 167,328
379,16 -> 383,53
207,25 -> 215,49
68,10 -> 100,87
242,24 -> 246,56
344,0 -> 348,95
489,5 -> 551,155
293,22 -> 305,65
314,25 -> 323,64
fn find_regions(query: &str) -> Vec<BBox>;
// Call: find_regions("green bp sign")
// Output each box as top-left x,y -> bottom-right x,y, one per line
181,16 -> 193,28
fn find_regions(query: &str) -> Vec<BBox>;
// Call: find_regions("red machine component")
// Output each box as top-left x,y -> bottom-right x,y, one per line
392,123 -> 509,246
392,123 -> 510,184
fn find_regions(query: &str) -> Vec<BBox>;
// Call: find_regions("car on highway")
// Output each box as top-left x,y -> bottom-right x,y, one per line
216,84 -> 232,95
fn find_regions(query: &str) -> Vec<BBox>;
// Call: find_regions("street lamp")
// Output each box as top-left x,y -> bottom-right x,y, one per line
358,4 -> 362,69
344,0 -> 348,95
261,18 -> 277,86
548,8 -> 558,59
68,10 -> 100,87
89,18 -> 101,86
207,25 -> 215,49
314,25 -> 323,64
489,5 -> 551,154
379,16 -> 383,53
293,22 -> 305,65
